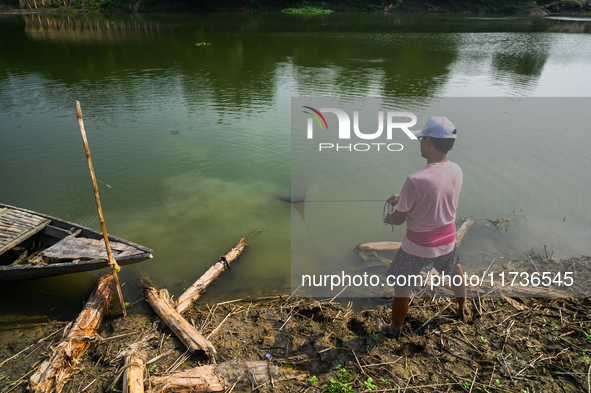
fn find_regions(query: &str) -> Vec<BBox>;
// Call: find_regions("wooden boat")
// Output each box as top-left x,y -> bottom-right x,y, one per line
0,203 -> 153,282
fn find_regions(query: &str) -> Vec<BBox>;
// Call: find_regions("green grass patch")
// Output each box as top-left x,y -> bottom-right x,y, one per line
281,7 -> 332,13
282,2 -> 332,13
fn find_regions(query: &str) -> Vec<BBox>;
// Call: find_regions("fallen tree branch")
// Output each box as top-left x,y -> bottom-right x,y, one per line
149,358 -> 305,392
175,236 -> 247,314
136,272 -> 216,358
122,347 -> 146,393
455,217 -> 474,247
29,274 -> 114,393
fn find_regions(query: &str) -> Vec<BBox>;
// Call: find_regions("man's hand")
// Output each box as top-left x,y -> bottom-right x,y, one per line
384,210 -> 408,226
387,194 -> 400,206
383,211 -> 397,225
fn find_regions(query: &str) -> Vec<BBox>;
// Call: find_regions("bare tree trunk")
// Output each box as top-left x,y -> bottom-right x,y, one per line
175,236 -> 247,314
135,234 -> 248,359
29,274 -> 114,392
150,359 -> 303,392
136,272 -> 216,358
123,348 -> 146,393
455,216 -> 474,247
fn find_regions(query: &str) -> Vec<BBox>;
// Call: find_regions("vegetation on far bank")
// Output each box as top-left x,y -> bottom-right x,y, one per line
282,4 -> 333,14
1,0 -> 590,15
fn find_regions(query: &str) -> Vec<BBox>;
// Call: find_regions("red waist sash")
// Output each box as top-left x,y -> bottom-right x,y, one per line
406,222 -> 456,247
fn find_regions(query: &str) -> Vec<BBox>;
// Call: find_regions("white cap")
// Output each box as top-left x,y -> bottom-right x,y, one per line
413,116 -> 457,139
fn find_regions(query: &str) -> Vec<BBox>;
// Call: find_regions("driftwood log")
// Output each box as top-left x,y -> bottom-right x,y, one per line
122,348 -> 146,393
137,272 -> 216,358
150,358 -> 304,392
29,274 -> 114,392
175,236 -> 247,314
454,216 -> 474,247
135,235 -> 248,358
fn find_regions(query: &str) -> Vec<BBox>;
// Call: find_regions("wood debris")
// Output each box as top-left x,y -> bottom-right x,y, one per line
28,274 -> 114,392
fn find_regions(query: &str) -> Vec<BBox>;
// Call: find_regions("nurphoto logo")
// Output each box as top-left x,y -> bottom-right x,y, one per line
302,106 -> 418,152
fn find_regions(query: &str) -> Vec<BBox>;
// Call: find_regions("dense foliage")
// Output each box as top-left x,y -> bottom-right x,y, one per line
134,0 -> 586,14
2,0 -> 589,16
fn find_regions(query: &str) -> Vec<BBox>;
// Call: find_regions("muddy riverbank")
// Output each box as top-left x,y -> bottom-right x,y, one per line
2,256 -> 591,392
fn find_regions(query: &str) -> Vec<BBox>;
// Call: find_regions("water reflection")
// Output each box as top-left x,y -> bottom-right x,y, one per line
1,12 -> 591,315
282,32 -> 459,96
491,33 -> 550,93
544,17 -> 591,33
24,14 -> 166,44
2,13 -> 587,99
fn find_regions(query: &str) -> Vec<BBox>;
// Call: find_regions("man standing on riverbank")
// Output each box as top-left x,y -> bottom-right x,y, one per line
383,116 -> 467,338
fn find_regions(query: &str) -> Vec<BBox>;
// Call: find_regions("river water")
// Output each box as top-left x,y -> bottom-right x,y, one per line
0,12 -> 590,319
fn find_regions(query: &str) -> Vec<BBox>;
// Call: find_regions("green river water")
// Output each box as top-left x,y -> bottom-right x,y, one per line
0,12 -> 590,320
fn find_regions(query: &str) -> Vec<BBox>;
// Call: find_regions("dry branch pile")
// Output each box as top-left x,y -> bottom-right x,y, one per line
2,288 -> 591,392
2,232 -> 591,393
28,274 -> 114,393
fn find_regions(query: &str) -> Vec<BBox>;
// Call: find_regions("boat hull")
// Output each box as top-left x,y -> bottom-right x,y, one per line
0,203 -> 153,282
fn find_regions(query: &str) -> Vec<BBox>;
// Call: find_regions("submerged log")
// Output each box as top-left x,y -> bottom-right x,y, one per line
150,358 -> 304,392
29,274 -> 114,393
356,241 -> 402,253
122,348 -> 146,393
136,272 -> 216,358
455,216 -> 474,247
175,236 -> 247,314
354,250 -> 392,269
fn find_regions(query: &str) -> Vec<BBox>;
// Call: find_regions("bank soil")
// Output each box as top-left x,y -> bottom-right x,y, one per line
1,255 -> 591,393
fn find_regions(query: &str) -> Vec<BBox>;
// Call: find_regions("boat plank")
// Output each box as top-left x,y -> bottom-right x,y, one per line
0,210 -> 51,256
42,236 -> 137,260
42,225 -> 75,239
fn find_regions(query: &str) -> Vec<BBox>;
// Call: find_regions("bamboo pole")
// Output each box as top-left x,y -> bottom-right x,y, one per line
29,274 -> 115,392
75,100 -> 127,317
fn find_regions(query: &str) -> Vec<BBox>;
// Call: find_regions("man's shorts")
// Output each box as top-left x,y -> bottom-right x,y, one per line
386,245 -> 461,290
